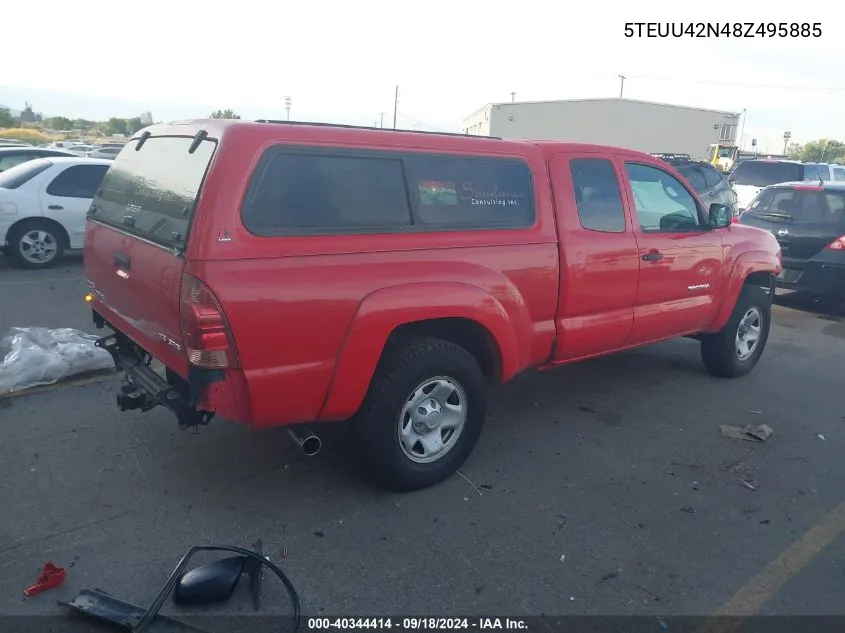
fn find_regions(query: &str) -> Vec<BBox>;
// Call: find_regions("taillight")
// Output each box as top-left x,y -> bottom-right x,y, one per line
179,274 -> 240,368
826,236 -> 845,251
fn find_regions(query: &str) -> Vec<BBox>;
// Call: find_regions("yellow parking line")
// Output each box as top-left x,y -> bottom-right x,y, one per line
697,499 -> 845,633
0,370 -> 115,401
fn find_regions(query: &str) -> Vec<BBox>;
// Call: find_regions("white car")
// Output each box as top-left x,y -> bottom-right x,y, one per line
0,157 -> 112,269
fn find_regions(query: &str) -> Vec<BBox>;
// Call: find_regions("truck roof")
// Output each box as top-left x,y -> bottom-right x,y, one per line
132,119 -> 666,161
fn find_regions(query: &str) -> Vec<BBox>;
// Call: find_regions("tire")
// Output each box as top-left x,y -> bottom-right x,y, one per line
700,284 -> 771,378
351,336 -> 487,492
6,220 -> 66,269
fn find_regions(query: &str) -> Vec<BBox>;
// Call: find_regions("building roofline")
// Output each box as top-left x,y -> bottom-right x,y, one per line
486,97 -> 740,117
462,103 -> 493,122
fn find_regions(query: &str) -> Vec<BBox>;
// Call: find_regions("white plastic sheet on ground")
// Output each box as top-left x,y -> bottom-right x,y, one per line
0,327 -> 114,395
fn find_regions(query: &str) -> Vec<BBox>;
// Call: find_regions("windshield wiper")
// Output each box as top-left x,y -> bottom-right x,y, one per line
757,212 -> 792,220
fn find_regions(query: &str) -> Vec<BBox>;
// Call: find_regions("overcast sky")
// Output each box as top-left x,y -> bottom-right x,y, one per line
2,0 -> 842,151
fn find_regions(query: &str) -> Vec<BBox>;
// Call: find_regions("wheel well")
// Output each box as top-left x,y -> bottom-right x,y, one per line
5,217 -> 70,249
744,271 -> 774,294
386,318 -> 503,383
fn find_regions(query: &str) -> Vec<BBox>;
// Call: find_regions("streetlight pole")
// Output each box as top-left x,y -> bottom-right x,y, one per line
738,108 -> 747,150
618,74 -> 626,98
393,86 -> 399,129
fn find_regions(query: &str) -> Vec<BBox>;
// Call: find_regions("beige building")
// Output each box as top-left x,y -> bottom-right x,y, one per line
462,98 -> 740,162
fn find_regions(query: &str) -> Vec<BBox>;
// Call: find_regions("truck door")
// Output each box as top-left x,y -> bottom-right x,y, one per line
618,159 -> 725,344
548,153 -> 640,360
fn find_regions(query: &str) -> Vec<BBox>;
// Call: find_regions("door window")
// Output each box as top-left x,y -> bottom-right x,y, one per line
46,164 -> 109,198
833,167 -> 845,182
569,158 -> 626,232
626,163 -> 702,232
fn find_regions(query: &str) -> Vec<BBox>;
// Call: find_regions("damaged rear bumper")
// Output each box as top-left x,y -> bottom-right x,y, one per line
95,332 -> 220,430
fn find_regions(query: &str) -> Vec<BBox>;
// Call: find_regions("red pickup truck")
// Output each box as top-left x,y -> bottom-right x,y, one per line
84,120 -> 781,492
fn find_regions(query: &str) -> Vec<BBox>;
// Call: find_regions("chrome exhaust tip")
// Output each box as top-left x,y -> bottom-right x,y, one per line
286,426 -> 321,456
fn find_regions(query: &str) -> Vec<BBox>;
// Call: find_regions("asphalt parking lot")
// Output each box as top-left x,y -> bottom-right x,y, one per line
1,253 -> 844,630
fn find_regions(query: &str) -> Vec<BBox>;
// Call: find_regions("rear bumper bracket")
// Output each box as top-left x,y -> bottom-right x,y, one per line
95,333 -> 215,430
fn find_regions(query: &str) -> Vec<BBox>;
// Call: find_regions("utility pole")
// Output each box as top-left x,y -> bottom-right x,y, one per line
618,74 -> 626,98
738,108 -> 747,150
393,85 -> 399,129
380,112 -> 386,128
284,96 -> 291,121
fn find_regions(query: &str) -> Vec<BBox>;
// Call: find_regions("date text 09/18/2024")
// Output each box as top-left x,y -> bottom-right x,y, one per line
308,618 -> 528,631
624,22 -> 822,38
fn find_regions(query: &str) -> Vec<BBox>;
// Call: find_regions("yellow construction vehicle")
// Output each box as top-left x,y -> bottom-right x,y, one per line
708,144 -> 739,173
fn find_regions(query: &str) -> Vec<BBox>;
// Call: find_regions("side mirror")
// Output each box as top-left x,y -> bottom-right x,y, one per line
708,203 -> 732,229
173,556 -> 246,605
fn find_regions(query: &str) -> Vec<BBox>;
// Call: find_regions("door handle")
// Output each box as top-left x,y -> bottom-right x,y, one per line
48,205 -> 63,210
642,252 -> 664,262
114,252 -> 131,270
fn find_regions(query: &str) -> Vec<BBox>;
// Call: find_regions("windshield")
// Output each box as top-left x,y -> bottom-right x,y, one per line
718,147 -> 734,158
746,187 -> 845,225
731,161 -> 804,187
0,158 -> 52,189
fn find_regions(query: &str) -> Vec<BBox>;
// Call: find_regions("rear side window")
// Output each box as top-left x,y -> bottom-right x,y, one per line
0,152 -> 38,171
701,166 -> 724,188
812,164 -> 831,180
569,158 -> 625,232
804,165 -> 823,181
677,166 -> 706,191
731,161 -> 804,187
241,148 -> 535,235
834,167 -> 845,181
89,136 -> 217,249
747,187 -> 845,225
0,158 -> 51,189
46,164 -> 109,198
244,152 -> 412,232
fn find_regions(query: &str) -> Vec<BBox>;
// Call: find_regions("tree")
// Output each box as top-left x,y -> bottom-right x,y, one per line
105,117 -> 129,136
798,139 -> 845,164
0,107 -> 14,128
786,142 -> 803,159
44,116 -> 73,131
210,109 -> 241,119
126,117 -> 145,134
72,118 -> 96,131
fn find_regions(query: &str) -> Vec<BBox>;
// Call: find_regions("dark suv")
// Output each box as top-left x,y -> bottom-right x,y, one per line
739,181 -> 845,298
653,154 -> 738,215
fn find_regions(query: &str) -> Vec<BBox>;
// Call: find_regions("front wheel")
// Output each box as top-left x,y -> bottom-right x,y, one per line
700,284 -> 771,378
351,336 -> 487,492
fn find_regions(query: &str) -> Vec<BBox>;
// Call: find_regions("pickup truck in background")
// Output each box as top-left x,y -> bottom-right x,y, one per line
83,120 -> 782,492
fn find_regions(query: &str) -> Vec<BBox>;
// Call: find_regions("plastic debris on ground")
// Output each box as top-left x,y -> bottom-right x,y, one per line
0,327 -> 114,395
720,424 -> 773,442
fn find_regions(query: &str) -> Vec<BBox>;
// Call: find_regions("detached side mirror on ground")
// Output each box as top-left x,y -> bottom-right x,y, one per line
709,203 -> 732,229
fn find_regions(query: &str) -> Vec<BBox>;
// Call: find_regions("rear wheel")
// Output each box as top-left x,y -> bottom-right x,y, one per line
700,284 -> 771,378
351,336 -> 487,492
6,220 -> 66,269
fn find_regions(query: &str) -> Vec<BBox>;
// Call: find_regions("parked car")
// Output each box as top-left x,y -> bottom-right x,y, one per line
0,157 -> 112,268
739,181 -> 845,299
84,120 -> 781,492
87,147 -> 121,160
729,159 -> 839,212
654,153 -> 738,216
0,146 -> 78,172
64,144 -> 95,156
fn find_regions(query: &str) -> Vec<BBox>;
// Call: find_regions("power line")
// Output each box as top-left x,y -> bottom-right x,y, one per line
396,111 -> 452,133
624,74 -> 845,92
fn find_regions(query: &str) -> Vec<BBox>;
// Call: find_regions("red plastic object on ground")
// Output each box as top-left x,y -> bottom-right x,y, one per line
24,562 -> 66,597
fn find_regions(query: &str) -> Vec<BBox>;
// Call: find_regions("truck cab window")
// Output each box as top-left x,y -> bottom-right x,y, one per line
569,158 -> 626,233
626,163 -> 701,232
